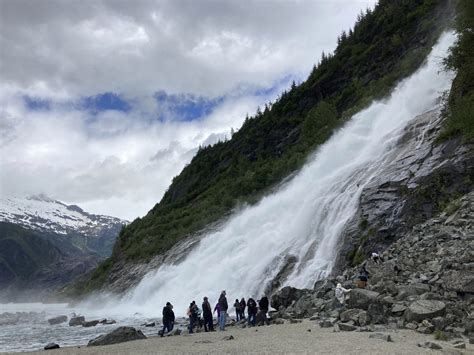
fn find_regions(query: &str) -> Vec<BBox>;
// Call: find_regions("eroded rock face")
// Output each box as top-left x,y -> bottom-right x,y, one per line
270,286 -> 310,310
87,327 -> 146,347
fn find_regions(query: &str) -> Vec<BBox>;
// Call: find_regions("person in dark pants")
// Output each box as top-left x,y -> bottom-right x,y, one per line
218,290 -> 228,330
239,298 -> 246,321
247,297 -> 257,326
160,302 -> 173,337
258,296 -> 270,326
187,303 -> 195,333
234,299 -> 241,321
169,304 -> 175,331
202,296 -> 214,332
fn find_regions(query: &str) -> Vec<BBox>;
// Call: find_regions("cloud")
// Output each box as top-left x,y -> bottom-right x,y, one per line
0,0 -> 376,220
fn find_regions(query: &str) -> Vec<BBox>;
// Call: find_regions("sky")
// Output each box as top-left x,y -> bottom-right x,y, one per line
0,0 -> 376,221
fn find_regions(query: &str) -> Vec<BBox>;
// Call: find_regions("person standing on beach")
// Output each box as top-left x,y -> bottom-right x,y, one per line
233,299 -> 241,321
187,303 -> 196,334
258,296 -> 270,325
240,298 -> 246,320
160,302 -> 173,337
247,297 -> 257,326
218,290 -> 228,330
202,296 -> 214,332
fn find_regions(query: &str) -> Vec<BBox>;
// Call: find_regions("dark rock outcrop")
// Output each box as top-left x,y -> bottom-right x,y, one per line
44,343 -> 60,350
69,316 -> 85,326
87,327 -> 146,347
48,315 -> 67,325
404,300 -> 446,322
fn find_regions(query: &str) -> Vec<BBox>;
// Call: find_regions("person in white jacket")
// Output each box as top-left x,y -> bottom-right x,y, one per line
335,283 -> 351,308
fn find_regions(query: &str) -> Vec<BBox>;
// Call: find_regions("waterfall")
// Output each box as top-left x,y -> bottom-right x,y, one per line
99,32 -> 455,317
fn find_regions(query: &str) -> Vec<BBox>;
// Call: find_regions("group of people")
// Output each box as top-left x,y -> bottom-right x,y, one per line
160,290 -> 271,336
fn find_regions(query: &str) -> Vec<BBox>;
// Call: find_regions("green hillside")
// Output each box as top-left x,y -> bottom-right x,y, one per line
0,222 -> 63,284
80,0 -> 455,292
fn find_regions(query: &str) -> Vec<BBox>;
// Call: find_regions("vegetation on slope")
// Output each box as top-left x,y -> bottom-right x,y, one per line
80,0 -> 453,292
439,0 -> 474,142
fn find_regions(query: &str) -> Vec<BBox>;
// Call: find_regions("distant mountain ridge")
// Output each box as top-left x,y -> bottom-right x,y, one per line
0,196 -> 127,301
0,195 -> 127,257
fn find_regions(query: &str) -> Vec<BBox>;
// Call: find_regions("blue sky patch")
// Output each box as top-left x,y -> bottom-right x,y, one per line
23,96 -> 51,111
80,92 -> 132,113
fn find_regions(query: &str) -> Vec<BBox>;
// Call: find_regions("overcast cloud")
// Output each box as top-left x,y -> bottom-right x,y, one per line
0,0 -> 375,220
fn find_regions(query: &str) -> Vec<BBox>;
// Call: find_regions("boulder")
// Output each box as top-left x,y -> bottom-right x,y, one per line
319,319 -> 334,328
82,320 -> 100,327
68,316 -> 85,326
87,327 -> 146,346
347,289 -> 380,310
404,300 -> 446,322
222,335 -> 234,341
391,304 -> 406,315
367,303 -> 387,324
340,309 -> 362,323
44,343 -> 60,350
417,341 -> 442,350
368,333 -> 392,342
451,340 -> 466,349
443,270 -> 474,293
271,286 -> 309,310
337,322 -> 357,331
48,316 -> 67,325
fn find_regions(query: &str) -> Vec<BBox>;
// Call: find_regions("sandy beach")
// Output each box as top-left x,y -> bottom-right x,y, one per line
13,320 -> 473,355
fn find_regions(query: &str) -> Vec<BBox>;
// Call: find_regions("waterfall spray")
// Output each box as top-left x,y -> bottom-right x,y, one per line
96,32 -> 455,317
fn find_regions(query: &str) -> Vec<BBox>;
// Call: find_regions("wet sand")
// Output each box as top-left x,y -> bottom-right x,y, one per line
14,320 -> 474,354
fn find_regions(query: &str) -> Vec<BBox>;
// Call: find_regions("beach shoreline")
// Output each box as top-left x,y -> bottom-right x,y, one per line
10,320 -> 473,354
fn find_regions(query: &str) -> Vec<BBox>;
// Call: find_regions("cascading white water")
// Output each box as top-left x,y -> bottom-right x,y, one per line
99,32 -> 455,317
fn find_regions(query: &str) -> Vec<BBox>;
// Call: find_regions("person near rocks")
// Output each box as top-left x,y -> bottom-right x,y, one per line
233,299 -> 242,321
187,302 -> 197,334
202,296 -> 214,332
371,251 -> 384,264
160,302 -> 173,337
214,302 -> 220,320
218,290 -> 228,331
247,297 -> 258,326
335,283 -> 351,308
191,300 -> 202,329
358,263 -> 370,288
257,296 -> 270,326
239,297 -> 247,320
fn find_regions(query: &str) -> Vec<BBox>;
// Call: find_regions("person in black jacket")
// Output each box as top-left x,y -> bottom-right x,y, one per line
247,297 -> 257,326
218,290 -> 228,330
161,302 -> 173,337
257,296 -> 270,326
202,296 -> 214,332
239,298 -> 246,321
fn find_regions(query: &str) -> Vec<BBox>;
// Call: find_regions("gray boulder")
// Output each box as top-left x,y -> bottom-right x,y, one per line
87,327 -> 146,346
68,316 -> 85,326
340,309 -> 362,323
44,343 -> 60,350
404,300 -> 446,322
337,322 -> 357,331
82,320 -> 100,327
347,289 -> 380,310
48,315 -> 67,325
271,286 -> 309,310
418,341 -> 442,350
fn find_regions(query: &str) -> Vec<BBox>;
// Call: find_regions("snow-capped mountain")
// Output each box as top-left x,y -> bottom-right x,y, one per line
0,194 -> 127,238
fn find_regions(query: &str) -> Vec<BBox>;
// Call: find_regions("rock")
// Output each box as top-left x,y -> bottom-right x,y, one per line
420,292 -> 443,300
369,333 -> 392,342
405,300 -> 445,322
418,341 -> 443,350
222,335 -> 234,341
87,327 -> 146,346
405,322 -> 418,330
48,316 -> 67,325
340,309 -> 362,323
451,340 -> 466,349
44,343 -> 60,350
69,316 -> 85,326
464,320 -> 474,333
169,329 -> 182,336
104,319 -> 116,325
432,316 -> 447,330
367,303 -> 386,324
347,289 -> 380,310
82,320 -> 100,327
319,319 -> 335,328
289,318 -> 302,324
469,337 -> 474,344
337,322 -> 357,331
358,311 -> 369,327
271,286 -> 309,310
391,304 -> 406,315
143,322 -> 155,327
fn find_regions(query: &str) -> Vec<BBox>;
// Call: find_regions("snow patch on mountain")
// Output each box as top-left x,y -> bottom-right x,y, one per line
0,194 -> 127,237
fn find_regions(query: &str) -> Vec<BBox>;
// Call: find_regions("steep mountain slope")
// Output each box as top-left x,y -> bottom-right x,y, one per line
0,196 -> 127,301
0,195 -> 127,257
76,0 -> 460,294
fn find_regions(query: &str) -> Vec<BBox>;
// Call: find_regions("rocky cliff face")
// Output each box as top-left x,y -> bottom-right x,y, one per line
270,191 -> 473,339
334,108 -> 474,273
